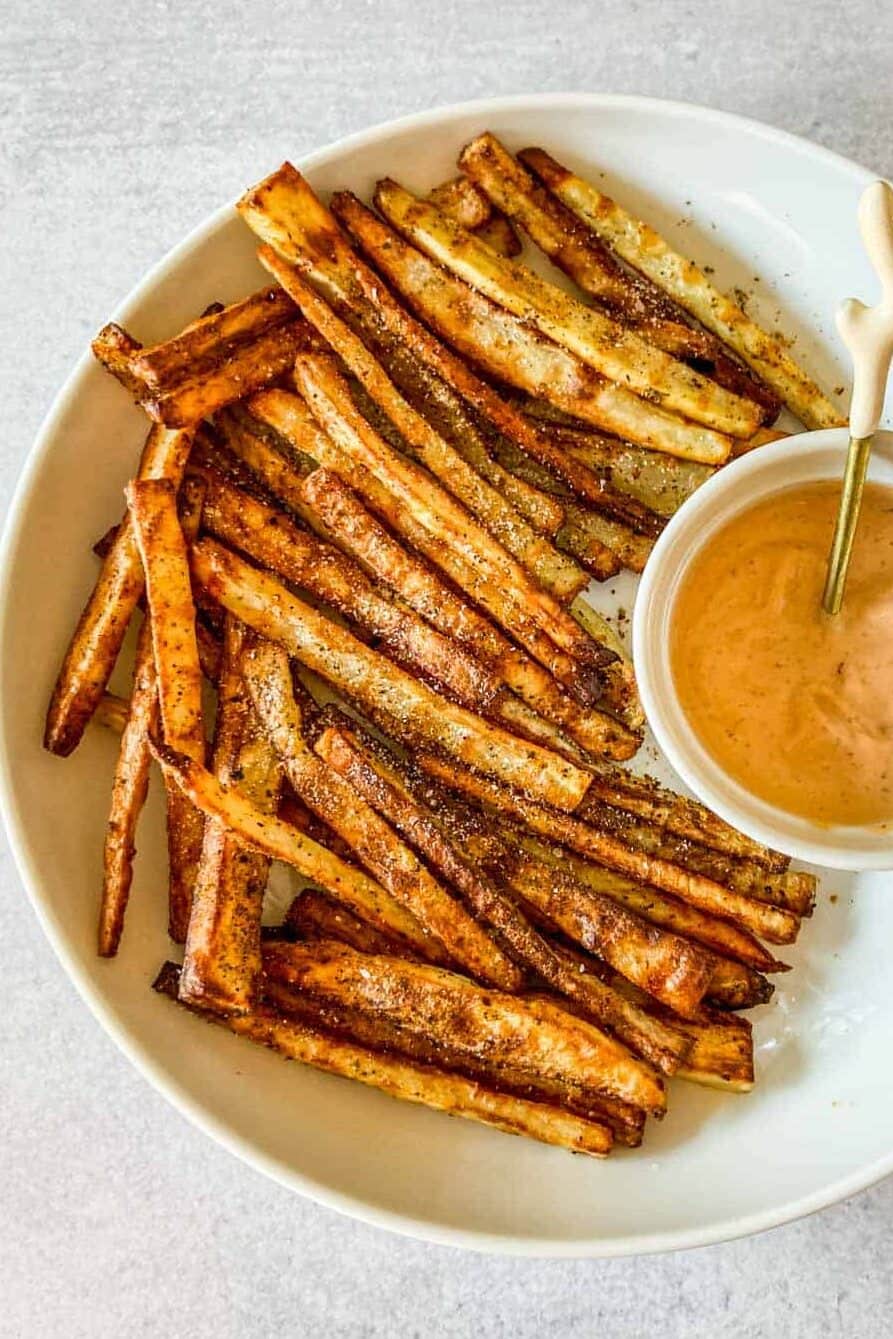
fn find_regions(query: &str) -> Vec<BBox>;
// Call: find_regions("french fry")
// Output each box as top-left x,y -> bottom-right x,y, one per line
670,1010 -> 755,1092
520,147 -> 845,431
192,536 -> 593,811
44,423 -> 194,756
313,714 -> 691,1074
151,738 -> 448,959
93,315 -> 316,427
374,177 -> 762,440
459,133 -> 780,420
94,692 -> 130,734
127,478 -> 206,941
333,189 -> 735,463
179,617 -> 283,1013
97,617 -> 157,957
706,956 -> 774,1010
262,939 -> 666,1113
293,353 -> 612,702
258,248 -> 587,604
242,638 -> 521,989
427,175 -> 492,228
129,286 -> 297,389
153,962 -> 613,1156
500,851 -> 716,1019
560,501 -> 654,576
417,754 -> 802,945
511,829 -> 787,973
285,890 -> 405,957
236,164 -> 694,522
569,597 -> 643,732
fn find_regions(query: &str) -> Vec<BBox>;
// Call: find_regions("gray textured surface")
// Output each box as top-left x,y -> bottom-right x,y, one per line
2,1 -> 893,1335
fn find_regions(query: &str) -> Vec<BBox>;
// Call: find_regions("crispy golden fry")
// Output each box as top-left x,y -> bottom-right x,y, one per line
512,830 -> 787,973
374,177 -> 762,439
285,890 -> 405,957
334,189 -> 734,463
561,502 -> 654,576
97,617 -> 157,957
153,962 -> 613,1156
520,147 -> 845,431
94,317 -> 315,427
475,211 -> 522,258
263,939 -> 665,1113
427,174 -> 492,228
152,737 -> 446,958
236,164 -> 703,515
569,597 -> 643,732
460,134 -> 780,421
258,248 -> 587,604
501,851 -> 715,1019
127,478 -> 206,941
417,754 -> 802,945
706,956 -> 774,1010
673,1011 -> 755,1092
129,287 -> 296,389
195,465 -> 504,713
193,536 -> 592,810
243,639 -> 520,989
263,972 -> 643,1146
44,424 -> 194,756
179,618 -> 283,1013
293,353 -> 610,700
313,714 -> 689,1074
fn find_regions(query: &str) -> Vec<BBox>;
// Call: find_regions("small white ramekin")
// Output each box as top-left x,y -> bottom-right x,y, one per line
633,427 -> 893,870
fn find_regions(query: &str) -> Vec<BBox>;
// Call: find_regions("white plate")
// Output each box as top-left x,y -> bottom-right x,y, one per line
1,94 -> 891,1259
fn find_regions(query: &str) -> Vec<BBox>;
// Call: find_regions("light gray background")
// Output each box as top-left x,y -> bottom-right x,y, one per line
2,2 -> 892,1335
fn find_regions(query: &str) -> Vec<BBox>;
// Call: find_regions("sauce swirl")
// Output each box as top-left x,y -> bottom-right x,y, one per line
670,480 -> 893,827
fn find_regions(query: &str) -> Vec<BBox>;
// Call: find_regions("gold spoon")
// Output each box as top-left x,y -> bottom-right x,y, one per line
822,179 -> 893,614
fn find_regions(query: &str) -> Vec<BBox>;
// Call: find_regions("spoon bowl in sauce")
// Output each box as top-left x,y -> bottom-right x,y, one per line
634,427 -> 893,870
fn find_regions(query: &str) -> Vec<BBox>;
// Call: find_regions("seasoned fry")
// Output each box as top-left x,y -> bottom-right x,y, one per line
417,754 -> 802,945
153,962 -> 613,1156
93,316 -> 316,427
192,536 -> 593,810
706,956 -> 774,1010
44,423 -> 194,756
334,189 -> 735,463
179,618 -> 283,1013
511,830 -> 787,972
374,177 -> 762,439
520,147 -> 845,430
313,713 -> 690,1073
95,692 -> 130,734
128,478 -> 206,941
460,133 -> 780,420
285,890 -> 405,957
129,286 -> 297,389
569,597 -> 643,732
97,617 -> 157,957
292,353 -> 611,695
673,1011 -> 755,1092
243,638 -> 521,989
258,248 -> 587,603
151,738 -> 448,958
428,174 -> 492,228
500,851 -> 715,1018
263,939 -> 666,1113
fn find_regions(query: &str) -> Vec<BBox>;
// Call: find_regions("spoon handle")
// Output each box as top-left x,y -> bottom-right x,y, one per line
823,181 -> 893,614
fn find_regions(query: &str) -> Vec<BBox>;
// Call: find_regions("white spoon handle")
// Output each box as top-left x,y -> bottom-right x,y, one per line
836,180 -> 893,439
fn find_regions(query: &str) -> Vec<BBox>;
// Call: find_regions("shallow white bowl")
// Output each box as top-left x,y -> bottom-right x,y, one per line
2,94 -> 893,1258
633,428 -> 893,871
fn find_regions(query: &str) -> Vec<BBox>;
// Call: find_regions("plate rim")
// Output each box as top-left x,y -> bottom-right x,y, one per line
1,90 -> 888,1259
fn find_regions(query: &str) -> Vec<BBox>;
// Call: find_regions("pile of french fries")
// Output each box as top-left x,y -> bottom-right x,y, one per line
44,134 -> 839,1157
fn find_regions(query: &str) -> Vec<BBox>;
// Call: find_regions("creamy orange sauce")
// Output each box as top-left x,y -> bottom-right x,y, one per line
670,480 -> 893,826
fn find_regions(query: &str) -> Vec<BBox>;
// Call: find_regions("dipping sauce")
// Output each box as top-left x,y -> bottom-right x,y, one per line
670,479 -> 893,827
